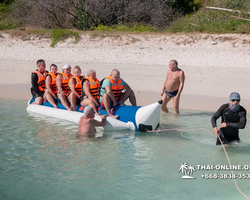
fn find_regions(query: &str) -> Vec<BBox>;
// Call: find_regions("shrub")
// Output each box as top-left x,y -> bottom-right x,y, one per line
0,19 -> 18,30
94,23 -> 159,32
50,29 -> 79,47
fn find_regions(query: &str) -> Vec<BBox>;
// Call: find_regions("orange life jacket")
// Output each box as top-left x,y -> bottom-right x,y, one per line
83,77 -> 100,100
46,72 -> 58,95
61,73 -> 72,95
71,76 -> 83,96
32,70 -> 46,92
106,76 -> 124,101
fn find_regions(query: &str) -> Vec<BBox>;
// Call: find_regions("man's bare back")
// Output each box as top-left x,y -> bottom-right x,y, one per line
78,116 -> 97,137
78,106 -> 107,138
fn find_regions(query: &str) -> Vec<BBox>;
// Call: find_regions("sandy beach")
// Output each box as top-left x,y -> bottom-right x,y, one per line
0,32 -> 250,112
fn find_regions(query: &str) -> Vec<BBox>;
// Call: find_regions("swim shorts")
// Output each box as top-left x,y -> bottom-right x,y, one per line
164,89 -> 178,97
31,88 -> 44,98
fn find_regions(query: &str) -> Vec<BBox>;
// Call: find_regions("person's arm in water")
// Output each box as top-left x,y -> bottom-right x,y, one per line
226,108 -> 247,129
91,114 -> 107,126
211,104 -> 227,135
31,73 -> 44,96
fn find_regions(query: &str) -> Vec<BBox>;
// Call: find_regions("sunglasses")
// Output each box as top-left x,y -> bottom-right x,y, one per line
231,99 -> 240,102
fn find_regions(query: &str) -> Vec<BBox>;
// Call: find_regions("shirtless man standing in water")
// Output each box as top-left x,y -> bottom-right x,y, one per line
78,106 -> 107,139
161,60 -> 185,114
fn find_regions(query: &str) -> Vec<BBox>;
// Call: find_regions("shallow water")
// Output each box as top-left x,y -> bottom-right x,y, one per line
1,98 -> 250,200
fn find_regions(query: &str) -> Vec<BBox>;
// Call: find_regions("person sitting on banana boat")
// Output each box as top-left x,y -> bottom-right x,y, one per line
81,69 -> 100,115
44,64 -> 59,108
99,69 -> 137,119
68,65 -> 84,111
56,64 -> 73,111
31,59 -> 48,105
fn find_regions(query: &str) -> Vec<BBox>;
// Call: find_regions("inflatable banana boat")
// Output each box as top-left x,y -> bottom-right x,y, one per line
27,98 -> 162,132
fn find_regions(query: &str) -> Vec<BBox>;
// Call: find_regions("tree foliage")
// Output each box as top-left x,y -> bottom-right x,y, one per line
11,0 -> 183,30
9,0 -> 204,30
0,0 -> 15,4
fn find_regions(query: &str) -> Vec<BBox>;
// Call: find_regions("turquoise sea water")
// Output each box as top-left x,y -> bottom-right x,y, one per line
1,98 -> 250,200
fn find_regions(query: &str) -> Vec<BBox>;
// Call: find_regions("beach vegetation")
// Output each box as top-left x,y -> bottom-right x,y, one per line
0,0 -> 18,30
50,29 -> 79,47
167,0 -> 250,33
7,0 -> 185,30
0,0 -> 250,34
0,19 -> 18,30
94,24 -> 159,32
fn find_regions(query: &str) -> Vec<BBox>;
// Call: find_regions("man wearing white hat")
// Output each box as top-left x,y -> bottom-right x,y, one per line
211,92 -> 247,145
56,64 -> 73,110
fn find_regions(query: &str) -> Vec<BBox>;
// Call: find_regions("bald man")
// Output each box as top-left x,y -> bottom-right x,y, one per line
99,69 -> 137,118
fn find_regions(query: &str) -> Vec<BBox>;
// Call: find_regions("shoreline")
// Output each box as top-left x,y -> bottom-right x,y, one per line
2,83 -> 250,113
